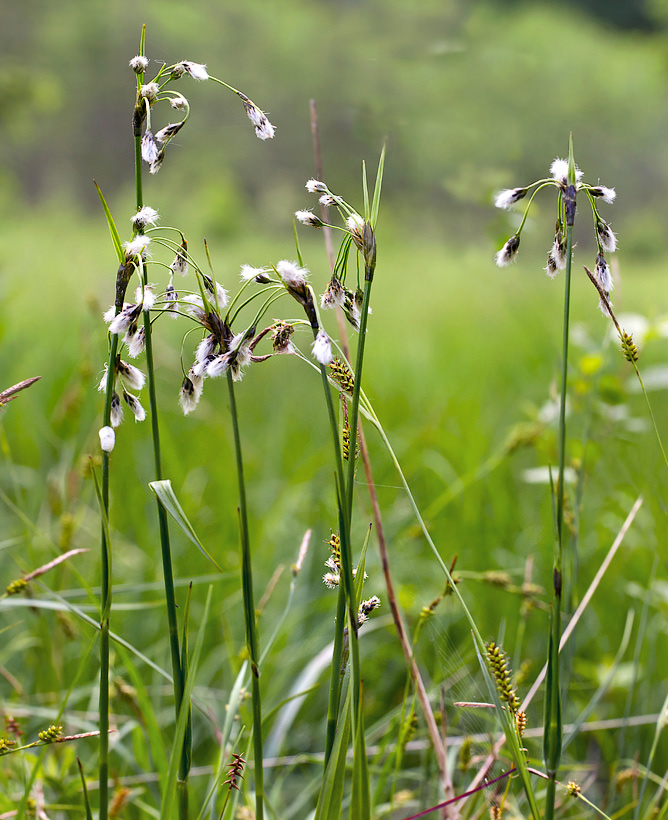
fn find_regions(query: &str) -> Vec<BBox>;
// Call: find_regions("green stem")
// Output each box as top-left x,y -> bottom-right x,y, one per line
226,373 -> 264,820
634,367 -> 668,471
556,224 -> 572,553
317,350 -> 349,767
545,144 -> 576,820
133,122 -> 189,813
98,312 -> 120,820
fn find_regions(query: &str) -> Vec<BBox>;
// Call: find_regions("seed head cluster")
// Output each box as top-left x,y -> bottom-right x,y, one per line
494,156 -> 618,315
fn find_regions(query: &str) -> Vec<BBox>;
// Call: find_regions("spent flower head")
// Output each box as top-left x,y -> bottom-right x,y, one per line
177,61 -> 209,81
596,219 -> 617,253
99,426 -> 115,452
295,210 -> 324,228
140,82 -> 160,103
129,55 -> 149,74
494,187 -> 528,210
589,185 -> 616,204
312,329 -> 333,365
124,235 -> 151,260
240,264 -> 271,283
306,179 -> 328,193
141,131 -> 160,165
495,234 -> 520,267
276,260 -> 308,289
131,206 -> 159,229
238,93 -> 275,140
550,157 -> 583,185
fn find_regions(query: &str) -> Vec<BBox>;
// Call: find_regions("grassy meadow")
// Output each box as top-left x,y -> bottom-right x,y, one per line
1,2 -> 668,819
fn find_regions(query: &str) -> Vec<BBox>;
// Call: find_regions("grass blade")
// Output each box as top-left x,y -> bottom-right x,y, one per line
94,181 -> 124,264
350,685 -> 370,820
77,758 -> 93,820
370,142 -> 386,227
314,683 -> 353,820
162,586 -> 213,819
149,479 -> 222,572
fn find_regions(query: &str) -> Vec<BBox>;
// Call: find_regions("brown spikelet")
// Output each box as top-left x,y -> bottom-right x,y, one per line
615,768 -> 635,791
620,330 -> 639,363
329,357 -> 355,394
516,710 -> 527,737
566,780 -> 582,797
343,417 -> 351,461
224,752 -> 246,792
109,787 -> 131,817
325,531 -> 341,567
485,641 -> 521,714
489,805 -> 503,820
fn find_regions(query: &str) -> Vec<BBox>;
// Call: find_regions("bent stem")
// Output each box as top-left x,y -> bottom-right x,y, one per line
226,372 -> 264,820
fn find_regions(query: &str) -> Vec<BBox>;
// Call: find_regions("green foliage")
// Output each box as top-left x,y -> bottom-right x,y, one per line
2,5 -> 668,819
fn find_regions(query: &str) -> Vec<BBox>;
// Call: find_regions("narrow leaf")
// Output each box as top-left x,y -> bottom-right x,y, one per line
116,644 -> 169,783
314,683 -> 352,820
77,758 -> 93,820
94,181 -> 124,264
149,479 -> 222,572
181,582 -> 193,778
543,607 -> 562,775
162,586 -> 212,817
370,141 -> 386,227
362,160 -> 370,221
353,526 -> 372,608
350,686 -> 371,820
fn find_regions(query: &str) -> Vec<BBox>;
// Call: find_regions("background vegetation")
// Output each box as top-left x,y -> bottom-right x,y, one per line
1,1 -> 667,818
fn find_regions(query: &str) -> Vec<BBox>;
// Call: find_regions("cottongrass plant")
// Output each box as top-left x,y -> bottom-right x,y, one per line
96,27 -> 274,820
493,136 -> 632,820
85,39 -> 662,819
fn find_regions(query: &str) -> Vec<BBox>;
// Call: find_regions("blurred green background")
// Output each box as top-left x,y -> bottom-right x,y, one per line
1,0 -> 668,815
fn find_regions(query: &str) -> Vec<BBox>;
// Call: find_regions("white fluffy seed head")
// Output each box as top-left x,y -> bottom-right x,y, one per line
131,206 -> 159,229
276,260 -> 309,288
306,179 -> 327,193
549,158 -> 584,184
494,188 -> 527,209
312,329 -> 333,365
124,235 -> 151,259
99,426 -> 115,452
129,56 -> 149,74
181,61 -> 209,81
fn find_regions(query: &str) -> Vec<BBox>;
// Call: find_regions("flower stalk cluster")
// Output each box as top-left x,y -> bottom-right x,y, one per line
494,157 -> 617,315
96,31 -> 277,820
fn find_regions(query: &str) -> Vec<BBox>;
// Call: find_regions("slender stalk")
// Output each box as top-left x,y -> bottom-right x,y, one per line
98,261 -> 123,820
317,349 -> 350,766
544,140 -> 577,820
226,373 -> 264,820
133,99 -> 189,812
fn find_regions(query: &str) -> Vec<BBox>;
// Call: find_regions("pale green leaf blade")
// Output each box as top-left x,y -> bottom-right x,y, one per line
314,684 -> 352,820
370,142 -> 386,227
149,479 -> 222,572
94,181 -> 125,264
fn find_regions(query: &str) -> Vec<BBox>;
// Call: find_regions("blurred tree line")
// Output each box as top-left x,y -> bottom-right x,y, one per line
1,0 -> 668,255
